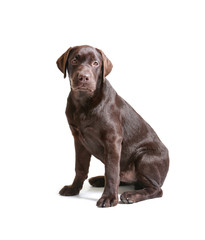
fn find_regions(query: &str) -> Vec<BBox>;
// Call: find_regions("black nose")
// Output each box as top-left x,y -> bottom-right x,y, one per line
78,73 -> 90,82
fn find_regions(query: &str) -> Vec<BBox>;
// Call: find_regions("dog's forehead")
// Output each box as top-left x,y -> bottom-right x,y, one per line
71,46 -> 101,59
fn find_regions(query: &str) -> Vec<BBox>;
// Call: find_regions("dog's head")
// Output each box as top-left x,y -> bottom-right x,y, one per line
56,45 -> 112,94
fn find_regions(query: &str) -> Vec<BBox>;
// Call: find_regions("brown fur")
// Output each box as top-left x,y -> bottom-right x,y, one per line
56,45 -> 169,207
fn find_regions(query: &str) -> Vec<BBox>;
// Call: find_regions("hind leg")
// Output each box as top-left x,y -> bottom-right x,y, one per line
89,176 -> 133,187
89,176 -> 105,187
120,186 -> 163,204
120,174 -> 163,204
120,152 -> 168,204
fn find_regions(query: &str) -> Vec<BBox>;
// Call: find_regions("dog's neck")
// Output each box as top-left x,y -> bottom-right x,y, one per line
70,90 -> 94,107
70,78 -> 104,110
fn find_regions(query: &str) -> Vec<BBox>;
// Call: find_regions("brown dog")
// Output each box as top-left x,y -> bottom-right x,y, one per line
56,45 -> 169,207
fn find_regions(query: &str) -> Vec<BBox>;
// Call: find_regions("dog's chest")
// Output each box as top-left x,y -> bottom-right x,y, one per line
69,123 -> 105,161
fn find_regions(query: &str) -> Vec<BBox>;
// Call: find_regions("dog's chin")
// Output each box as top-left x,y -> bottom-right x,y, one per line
72,86 -> 95,94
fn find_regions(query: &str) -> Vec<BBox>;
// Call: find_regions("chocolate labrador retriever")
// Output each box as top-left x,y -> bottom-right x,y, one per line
56,45 -> 169,207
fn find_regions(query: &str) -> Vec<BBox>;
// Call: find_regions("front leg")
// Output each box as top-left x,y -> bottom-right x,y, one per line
97,134 -> 122,207
59,138 -> 91,196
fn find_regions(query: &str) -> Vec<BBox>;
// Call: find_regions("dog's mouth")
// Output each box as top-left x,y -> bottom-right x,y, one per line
72,85 -> 94,93
71,80 -> 96,93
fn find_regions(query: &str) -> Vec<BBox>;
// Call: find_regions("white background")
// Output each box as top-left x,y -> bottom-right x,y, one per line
0,0 -> 204,239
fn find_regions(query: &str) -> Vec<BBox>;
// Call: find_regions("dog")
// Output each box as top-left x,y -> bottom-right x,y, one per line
56,45 -> 169,207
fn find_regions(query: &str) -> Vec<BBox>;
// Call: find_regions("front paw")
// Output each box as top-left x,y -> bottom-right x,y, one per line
96,195 -> 118,208
59,185 -> 79,196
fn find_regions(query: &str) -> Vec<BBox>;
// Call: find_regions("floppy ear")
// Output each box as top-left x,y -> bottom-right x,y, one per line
56,47 -> 72,78
96,48 -> 113,81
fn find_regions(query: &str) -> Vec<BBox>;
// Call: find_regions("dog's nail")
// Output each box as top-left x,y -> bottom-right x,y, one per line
126,198 -> 133,204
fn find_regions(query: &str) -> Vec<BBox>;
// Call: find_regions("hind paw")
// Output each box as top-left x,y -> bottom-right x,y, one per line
88,176 -> 105,187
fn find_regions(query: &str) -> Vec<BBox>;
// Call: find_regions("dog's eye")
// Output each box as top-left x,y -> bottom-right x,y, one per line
92,61 -> 99,67
71,58 -> 78,65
